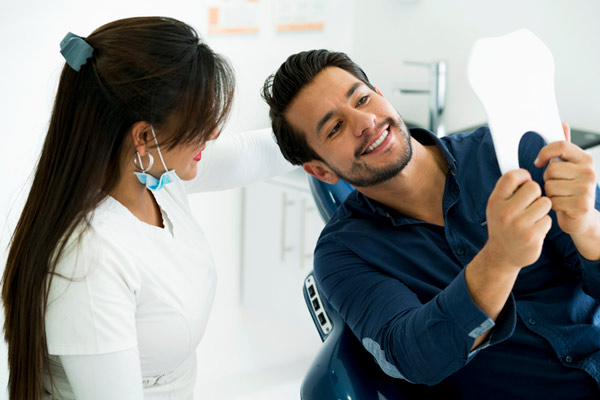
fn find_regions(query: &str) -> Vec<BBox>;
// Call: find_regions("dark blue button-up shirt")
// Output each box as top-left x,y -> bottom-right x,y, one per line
314,127 -> 600,399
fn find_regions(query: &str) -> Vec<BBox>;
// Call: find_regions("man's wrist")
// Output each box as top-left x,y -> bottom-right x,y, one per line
570,210 -> 600,261
465,246 -> 521,322
478,241 -> 524,274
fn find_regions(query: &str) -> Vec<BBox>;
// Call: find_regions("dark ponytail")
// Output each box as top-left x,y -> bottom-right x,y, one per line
2,16 -> 234,399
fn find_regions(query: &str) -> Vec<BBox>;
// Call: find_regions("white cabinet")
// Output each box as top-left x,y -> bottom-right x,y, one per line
241,168 -> 324,329
195,170 -> 325,398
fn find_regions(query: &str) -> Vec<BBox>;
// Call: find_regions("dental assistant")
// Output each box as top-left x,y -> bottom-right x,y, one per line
2,17 -> 293,400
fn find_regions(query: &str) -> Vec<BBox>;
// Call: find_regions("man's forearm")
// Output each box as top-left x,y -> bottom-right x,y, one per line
464,244 -> 521,349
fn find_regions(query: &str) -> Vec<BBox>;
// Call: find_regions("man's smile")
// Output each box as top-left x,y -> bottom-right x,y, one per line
360,125 -> 391,157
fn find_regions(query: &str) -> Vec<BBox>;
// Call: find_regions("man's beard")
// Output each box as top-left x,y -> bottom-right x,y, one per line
327,117 -> 413,188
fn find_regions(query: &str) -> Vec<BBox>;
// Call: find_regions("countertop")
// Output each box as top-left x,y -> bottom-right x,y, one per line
406,122 -> 600,150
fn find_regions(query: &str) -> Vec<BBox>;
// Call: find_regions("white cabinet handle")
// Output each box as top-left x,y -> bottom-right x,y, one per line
300,197 -> 316,269
280,192 -> 294,261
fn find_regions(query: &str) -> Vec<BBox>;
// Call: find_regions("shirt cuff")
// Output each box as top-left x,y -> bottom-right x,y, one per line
468,294 -> 517,359
440,269 -> 517,344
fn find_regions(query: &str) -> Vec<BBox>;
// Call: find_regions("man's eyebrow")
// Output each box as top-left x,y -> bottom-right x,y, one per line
316,111 -> 334,138
345,81 -> 363,100
316,81 -> 364,137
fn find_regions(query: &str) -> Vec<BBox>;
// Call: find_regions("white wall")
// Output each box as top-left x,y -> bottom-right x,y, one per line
352,0 -> 600,134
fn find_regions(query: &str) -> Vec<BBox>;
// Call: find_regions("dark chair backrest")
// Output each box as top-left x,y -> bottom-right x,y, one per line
307,176 -> 354,224
301,175 -> 450,399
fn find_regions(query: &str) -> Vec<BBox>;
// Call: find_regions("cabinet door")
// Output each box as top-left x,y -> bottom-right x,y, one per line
298,194 -> 323,274
242,179 -> 324,329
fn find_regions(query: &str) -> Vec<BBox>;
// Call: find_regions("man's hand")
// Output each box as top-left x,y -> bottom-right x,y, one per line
534,123 -> 600,261
484,169 -> 553,269
534,137 -> 597,236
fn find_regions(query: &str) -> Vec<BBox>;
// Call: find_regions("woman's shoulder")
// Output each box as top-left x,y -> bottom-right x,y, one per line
53,198 -> 142,281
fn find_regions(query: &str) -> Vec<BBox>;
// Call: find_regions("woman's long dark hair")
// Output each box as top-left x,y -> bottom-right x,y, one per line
2,16 -> 234,399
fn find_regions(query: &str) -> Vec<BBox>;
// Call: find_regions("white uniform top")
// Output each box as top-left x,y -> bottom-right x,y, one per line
43,129 -> 295,399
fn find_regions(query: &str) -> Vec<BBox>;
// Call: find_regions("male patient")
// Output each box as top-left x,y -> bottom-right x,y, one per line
262,50 -> 600,399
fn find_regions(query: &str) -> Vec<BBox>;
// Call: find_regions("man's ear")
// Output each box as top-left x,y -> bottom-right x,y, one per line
130,121 -> 151,155
303,160 -> 340,185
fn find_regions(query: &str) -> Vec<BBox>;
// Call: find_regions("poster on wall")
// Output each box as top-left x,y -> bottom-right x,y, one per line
207,0 -> 262,35
275,0 -> 326,32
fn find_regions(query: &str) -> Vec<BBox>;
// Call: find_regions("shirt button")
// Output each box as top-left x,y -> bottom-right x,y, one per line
528,317 -> 536,326
565,356 -> 573,363
457,247 -> 465,255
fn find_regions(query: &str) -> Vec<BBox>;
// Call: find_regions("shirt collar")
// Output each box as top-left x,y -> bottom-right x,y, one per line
360,127 -> 457,224
411,127 -> 457,173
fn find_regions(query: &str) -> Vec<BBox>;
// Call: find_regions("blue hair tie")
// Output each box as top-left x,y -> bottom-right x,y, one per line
60,32 -> 94,72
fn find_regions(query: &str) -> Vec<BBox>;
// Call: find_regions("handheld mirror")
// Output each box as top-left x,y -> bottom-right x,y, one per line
467,28 -> 565,175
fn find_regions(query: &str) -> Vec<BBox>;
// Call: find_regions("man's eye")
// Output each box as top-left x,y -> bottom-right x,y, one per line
328,122 -> 342,137
357,95 -> 368,106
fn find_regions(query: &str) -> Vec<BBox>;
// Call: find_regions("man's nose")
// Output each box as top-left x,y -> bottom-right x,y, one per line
351,109 -> 376,137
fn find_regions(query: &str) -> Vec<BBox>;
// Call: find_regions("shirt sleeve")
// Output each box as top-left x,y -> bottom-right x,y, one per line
314,237 -> 516,385
184,128 -> 296,193
59,347 -> 144,399
46,230 -> 140,355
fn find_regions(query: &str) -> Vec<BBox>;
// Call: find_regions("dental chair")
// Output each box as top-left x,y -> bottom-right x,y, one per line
301,176 -> 450,399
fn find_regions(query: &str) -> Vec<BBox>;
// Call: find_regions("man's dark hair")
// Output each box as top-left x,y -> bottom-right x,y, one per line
262,49 -> 375,165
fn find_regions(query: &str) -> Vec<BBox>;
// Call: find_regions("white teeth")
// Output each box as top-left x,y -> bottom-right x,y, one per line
365,129 -> 389,154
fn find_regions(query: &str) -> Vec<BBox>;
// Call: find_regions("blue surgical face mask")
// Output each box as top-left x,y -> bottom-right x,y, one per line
133,126 -> 177,191
134,169 -> 178,191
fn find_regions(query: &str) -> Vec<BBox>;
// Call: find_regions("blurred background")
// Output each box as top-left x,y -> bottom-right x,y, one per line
1,0 -> 599,399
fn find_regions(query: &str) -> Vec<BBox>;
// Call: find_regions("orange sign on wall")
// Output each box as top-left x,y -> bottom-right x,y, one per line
207,0 -> 262,35
275,0 -> 326,33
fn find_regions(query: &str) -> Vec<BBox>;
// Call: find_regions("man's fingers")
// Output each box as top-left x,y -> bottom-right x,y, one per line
508,180 -> 543,211
535,141 -> 592,167
524,196 -> 553,223
491,169 -> 533,201
545,179 -> 595,198
533,214 -> 553,236
543,160 -> 580,181
549,195 -> 593,216
544,180 -> 572,197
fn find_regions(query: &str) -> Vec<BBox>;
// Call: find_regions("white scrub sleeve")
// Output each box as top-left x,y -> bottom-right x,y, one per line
46,233 -> 140,355
59,347 -> 143,399
185,128 -> 296,193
